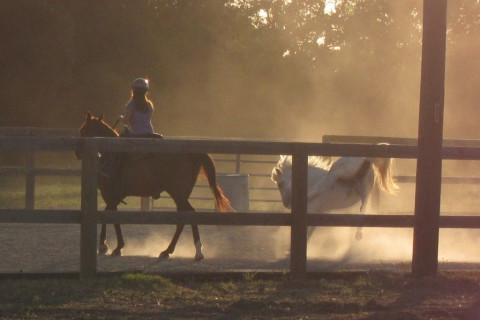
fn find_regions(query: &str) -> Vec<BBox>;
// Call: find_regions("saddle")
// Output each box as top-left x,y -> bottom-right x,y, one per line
101,132 -> 164,203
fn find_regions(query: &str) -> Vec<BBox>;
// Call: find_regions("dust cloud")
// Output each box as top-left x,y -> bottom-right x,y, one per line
114,160 -> 480,267
115,225 -> 480,266
68,1 -> 480,267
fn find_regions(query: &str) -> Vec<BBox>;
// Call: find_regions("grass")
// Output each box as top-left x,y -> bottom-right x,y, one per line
0,174 -> 278,211
0,175 -> 82,210
0,271 -> 479,319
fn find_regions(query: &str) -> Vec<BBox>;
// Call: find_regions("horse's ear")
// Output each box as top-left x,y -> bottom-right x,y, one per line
86,112 -> 92,121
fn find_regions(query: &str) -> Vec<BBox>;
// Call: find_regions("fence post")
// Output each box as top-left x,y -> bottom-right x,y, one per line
412,0 -> 447,278
140,197 -> 151,211
80,138 -> 98,280
25,134 -> 35,210
290,146 -> 308,279
235,154 -> 241,174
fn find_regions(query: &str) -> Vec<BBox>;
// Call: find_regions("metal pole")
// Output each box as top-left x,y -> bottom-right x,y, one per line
412,0 -> 447,277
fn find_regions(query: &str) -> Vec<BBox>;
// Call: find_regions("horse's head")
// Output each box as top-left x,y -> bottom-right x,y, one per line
75,112 -> 119,160
271,155 -> 293,209
79,112 -> 119,138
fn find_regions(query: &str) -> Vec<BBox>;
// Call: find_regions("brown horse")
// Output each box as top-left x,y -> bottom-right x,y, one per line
76,112 -> 234,260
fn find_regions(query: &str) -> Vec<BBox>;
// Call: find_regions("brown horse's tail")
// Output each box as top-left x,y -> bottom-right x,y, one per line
199,154 -> 235,212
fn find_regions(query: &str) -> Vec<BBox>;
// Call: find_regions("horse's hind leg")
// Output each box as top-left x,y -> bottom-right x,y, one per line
191,224 -> 204,261
159,199 -> 204,260
355,169 -> 375,241
98,223 -> 108,255
159,224 -> 185,259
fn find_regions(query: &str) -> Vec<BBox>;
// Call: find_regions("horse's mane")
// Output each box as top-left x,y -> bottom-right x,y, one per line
98,118 -> 120,137
276,155 -> 332,171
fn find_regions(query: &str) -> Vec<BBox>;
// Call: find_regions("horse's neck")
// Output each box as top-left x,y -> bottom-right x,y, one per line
308,166 -> 328,182
307,166 -> 328,195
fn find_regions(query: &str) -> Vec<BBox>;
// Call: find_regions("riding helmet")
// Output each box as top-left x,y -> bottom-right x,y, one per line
132,78 -> 149,90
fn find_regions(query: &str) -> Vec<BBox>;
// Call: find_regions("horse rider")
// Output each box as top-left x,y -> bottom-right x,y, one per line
119,78 -> 157,137
100,78 -> 162,178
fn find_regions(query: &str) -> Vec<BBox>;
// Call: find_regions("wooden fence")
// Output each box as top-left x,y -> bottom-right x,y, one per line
0,127 -> 283,212
2,128 -> 479,214
1,133 -> 480,279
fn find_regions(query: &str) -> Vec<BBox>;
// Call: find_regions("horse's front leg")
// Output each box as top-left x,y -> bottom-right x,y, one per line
98,223 -> 108,255
160,199 -> 203,260
105,203 -> 124,256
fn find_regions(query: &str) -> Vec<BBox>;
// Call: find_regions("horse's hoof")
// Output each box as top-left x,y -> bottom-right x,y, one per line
98,244 -> 109,255
111,249 -> 122,256
159,252 -> 170,259
194,241 -> 204,261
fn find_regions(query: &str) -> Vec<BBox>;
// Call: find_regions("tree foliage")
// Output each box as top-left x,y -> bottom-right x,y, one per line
0,0 -> 478,138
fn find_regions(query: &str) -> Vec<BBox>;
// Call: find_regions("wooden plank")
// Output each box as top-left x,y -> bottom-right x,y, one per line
412,0 -> 448,278
0,209 -> 81,223
0,127 -> 78,137
80,139 -> 98,280
0,127 -> 33,136
2,127 -> 478,147
322,135 -> 480,147
0,136 -> 477,161
290,148 -> 308,279
396,176 -> 480,184
2,209 -> 480,229
98,211 -> 291,226
0,137 -> 80,151
439,216 -> 480,229
442,146 -> 480,160
4,166 -> 480,186
323,135 -> 418,146
308,214 -> 415,228
0,167 -> 81,176
25,141 -> 35,210
94,137 -> 420,158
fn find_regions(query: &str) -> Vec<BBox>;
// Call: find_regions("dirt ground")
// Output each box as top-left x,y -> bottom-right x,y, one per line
1,223 -> 480,275
2,223 -> 480,319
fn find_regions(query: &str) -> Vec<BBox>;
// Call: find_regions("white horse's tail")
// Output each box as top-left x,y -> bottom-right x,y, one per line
367,157 -> 399,194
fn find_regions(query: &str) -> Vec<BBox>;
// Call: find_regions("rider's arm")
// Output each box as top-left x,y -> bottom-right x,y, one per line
121,108 -> 132,126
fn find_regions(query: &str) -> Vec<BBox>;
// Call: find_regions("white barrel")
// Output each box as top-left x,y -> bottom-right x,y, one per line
216,173 -> 249,212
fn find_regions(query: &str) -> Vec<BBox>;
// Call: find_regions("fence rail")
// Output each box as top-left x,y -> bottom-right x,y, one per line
3,209 -> 480,228
1,130 -> 480,279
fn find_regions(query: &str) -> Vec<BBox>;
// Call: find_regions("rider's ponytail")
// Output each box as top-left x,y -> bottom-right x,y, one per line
132,88 -> 151,113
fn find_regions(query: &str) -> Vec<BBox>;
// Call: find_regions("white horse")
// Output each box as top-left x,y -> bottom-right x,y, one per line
271,154 -> 399,240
